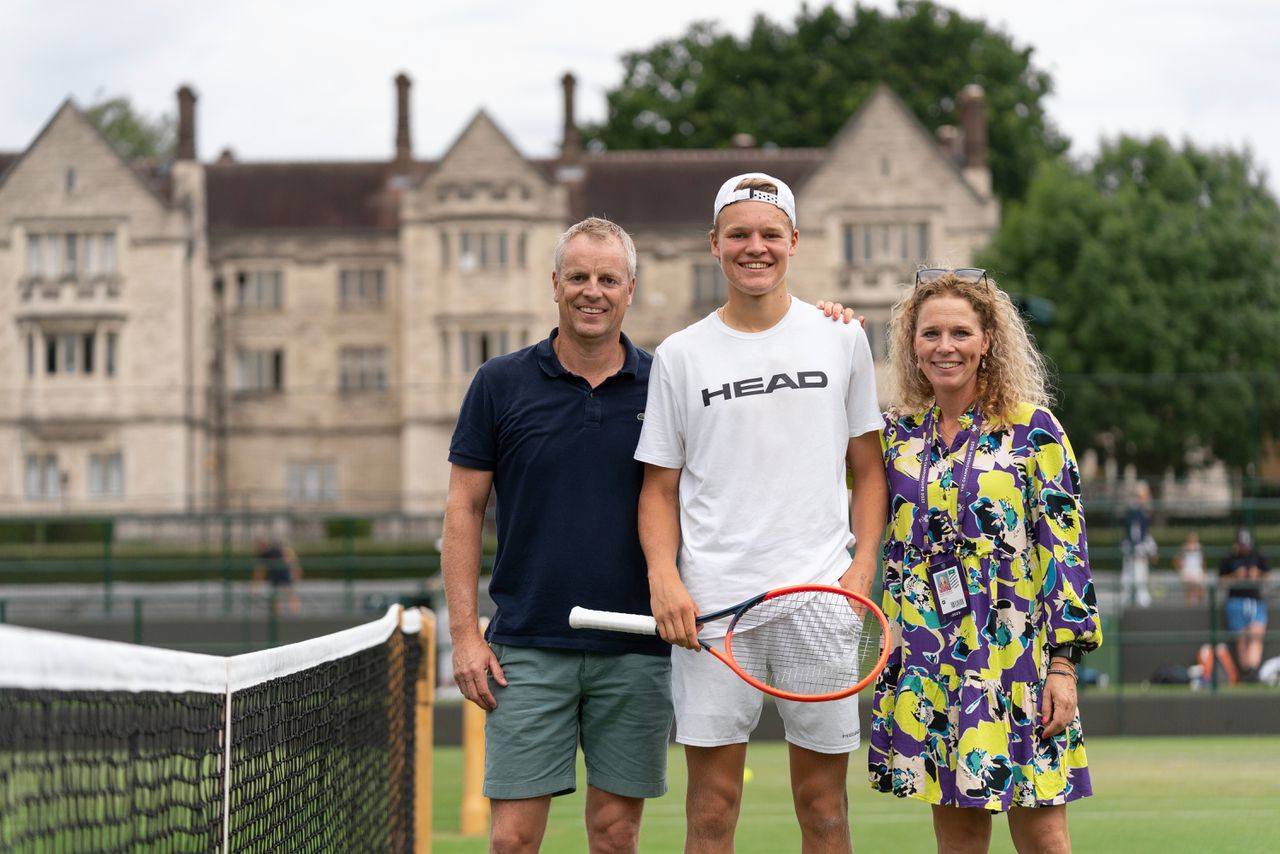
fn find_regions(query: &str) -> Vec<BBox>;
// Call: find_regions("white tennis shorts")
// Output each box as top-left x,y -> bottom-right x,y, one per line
671,634 -> 861,753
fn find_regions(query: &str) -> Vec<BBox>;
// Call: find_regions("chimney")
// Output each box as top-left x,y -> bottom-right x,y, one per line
935,125 -> 962,164
394,73 -> 412,167
958,84 -> 987,170
177,85 -> 197,161
560,72 -> 582,162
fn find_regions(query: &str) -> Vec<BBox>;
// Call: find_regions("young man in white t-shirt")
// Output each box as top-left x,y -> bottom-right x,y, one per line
636,172 -> 887,853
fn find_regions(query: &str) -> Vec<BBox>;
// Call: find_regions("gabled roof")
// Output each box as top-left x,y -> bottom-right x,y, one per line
206,161 -> 428,232
0,153 -> 19,184
429,110 -> 550,189
577,149 -> 827,231
0,100 -> 176,210
824,84 -> 989,204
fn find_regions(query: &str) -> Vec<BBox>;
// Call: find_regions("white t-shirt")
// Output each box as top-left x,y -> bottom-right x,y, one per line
635,297 -> 882,631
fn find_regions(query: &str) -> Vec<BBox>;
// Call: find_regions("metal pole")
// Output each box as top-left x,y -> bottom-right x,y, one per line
222,513 -> 233,614
414,609 -> 437,854
1208,584 -> 1219,693
103,519 -> 114,616
344,517 -> 356,614
268,591 -> 279,647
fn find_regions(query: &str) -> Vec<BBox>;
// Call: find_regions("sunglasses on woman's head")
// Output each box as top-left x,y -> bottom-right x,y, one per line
914,267 -> 988,286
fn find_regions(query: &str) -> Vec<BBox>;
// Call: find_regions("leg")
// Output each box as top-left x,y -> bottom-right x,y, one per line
670,642 -> 764,853
684,744 -> 748,854
788,744 -> 851,853
1133,556 -> 1151,607
489,796 -> 552,854
1241,622 -> 1266,673
482,645 -> 581,841
584,786 -> 645,854
579,652 -> 672,852
770,619 -> 861,854
1008,804 -> 1071,854
1214,642 -> 1239,685
931,804 -> 992,854
1119,556 -> 1134,607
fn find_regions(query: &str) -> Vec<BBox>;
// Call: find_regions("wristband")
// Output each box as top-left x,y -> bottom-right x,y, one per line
1046,668 -> 1078,681
1048,644 -> 1083,666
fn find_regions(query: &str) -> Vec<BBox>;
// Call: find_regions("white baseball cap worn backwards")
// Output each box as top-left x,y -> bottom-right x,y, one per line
712,172 -> 797,228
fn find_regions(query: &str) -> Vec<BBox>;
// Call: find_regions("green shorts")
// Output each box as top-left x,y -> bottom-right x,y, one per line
483,644 -> 673,800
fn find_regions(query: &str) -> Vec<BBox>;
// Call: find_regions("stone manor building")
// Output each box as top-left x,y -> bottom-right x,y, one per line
0,74 -> 998,515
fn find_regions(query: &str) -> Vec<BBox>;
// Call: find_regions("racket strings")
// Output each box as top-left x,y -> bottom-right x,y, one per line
726,590 -> 883,698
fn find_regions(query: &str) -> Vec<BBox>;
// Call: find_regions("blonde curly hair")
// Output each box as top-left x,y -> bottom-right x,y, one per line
887,272 -> 1051,428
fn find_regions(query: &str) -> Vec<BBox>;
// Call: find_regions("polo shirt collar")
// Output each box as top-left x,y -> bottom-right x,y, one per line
537,328 -> 640,380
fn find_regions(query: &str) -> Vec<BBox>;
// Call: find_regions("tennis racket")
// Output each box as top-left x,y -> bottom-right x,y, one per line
569,584 -> 890,702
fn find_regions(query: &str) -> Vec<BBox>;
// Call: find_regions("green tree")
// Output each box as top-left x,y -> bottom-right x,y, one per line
84,95 -> 175,161
586,1 -> 1067,201
979,137 -> 1280,480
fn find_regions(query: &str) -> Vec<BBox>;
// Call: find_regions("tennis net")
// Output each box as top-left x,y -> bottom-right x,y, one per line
0,605 -> 430,854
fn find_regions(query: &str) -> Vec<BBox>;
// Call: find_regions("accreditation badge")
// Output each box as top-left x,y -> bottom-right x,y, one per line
927,553 -> 969,618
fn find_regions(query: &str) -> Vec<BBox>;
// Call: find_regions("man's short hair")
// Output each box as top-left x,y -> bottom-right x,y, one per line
553,217 -> 637,280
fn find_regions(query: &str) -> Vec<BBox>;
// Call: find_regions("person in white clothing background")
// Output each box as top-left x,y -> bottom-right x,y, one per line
1120,481 -> 1157,608
635,172 -> 888,854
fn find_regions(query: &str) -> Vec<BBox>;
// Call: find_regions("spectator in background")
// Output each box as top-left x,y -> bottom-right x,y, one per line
252,538 -> 302,615
1173,531 -> 1206,605
1219,528 -> 1270,682
1120,482 -> 1157,607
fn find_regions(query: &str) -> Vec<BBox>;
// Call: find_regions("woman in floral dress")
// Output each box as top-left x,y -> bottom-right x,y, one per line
867,269 -> 1102,853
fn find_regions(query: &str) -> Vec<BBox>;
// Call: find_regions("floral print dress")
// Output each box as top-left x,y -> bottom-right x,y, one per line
868,402 -> 1102,811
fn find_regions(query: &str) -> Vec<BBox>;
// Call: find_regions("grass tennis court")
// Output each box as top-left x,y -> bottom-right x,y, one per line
432,735 -> 1277,852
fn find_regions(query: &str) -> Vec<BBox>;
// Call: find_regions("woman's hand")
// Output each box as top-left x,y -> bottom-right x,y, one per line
816,300 -> 865,326
1040,668 -> 1078,739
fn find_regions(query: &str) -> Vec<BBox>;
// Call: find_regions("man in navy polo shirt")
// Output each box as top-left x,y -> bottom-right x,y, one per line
443,217 -> 671,853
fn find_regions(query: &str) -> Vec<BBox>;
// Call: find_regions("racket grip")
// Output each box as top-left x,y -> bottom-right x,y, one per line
568,606 -> 659,636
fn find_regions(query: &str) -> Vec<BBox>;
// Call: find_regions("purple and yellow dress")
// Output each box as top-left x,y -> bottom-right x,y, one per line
868,402 -> 1102,811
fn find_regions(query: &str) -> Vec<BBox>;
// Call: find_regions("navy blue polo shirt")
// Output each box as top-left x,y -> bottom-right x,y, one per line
448,329 -> 667,657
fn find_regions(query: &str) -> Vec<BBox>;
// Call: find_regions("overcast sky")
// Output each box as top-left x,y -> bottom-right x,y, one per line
2,0 -> 1276,189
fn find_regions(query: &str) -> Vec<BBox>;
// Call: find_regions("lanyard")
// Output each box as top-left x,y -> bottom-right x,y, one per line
915,406 -> 983,552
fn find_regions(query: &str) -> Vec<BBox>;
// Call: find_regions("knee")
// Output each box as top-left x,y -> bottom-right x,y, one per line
1018,822 -> 1071,854
792,776 -> 849,844
933,806 -> 991,852
585,812 -> 641,854
686,784 -> 741,836
1009,806 -> 1070,854
490,824 -> 542,854
797,808 -> 849,842
793,782 -> 848,827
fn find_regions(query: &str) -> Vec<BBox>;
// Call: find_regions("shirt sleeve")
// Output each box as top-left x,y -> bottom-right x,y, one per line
633,345 -> 686,469
1026,408 -> 1102,653
447,366 -> 498,470
844,325 -> 884,438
